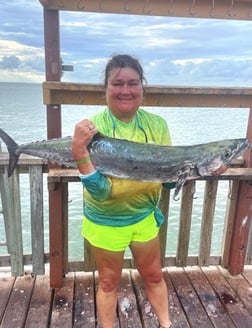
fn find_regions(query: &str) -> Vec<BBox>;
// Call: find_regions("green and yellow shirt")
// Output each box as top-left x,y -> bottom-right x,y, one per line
80,108 -> 172,227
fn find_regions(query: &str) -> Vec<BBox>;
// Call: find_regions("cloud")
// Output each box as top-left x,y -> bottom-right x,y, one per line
0,55 -> 21,70
1,1 -> 252,86
0,39 -> 45,82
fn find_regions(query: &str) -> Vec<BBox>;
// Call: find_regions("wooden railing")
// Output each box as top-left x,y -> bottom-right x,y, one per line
0,83 -> 251,287
0,154 -> 48,276
37,0 -> 252,288
1,154 -> 252,277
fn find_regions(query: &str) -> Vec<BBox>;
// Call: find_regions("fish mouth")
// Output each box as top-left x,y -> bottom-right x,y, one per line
197,160 -> 226,176
211,163 -> 227,176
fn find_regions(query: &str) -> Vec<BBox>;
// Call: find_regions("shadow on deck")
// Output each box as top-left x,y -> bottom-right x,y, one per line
0,265 -> 252,328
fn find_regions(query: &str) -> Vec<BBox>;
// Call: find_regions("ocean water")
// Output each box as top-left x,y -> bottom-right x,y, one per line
0,82 -> 250,260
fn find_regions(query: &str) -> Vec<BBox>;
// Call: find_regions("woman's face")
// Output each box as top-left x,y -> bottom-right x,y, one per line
105,67 -> 143,122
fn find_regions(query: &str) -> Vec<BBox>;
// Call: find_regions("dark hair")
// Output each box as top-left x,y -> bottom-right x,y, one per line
104,54 -> 146,86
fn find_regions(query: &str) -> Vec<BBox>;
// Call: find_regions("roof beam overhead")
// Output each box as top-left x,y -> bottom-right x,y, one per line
39,0 -> 252,20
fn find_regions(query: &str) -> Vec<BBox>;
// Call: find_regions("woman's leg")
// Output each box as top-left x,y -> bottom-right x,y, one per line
93,246 -> 124,328
130,236 -> 171,328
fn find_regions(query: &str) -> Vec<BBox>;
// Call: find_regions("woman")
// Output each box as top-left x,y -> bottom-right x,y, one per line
72,54 -> 172,328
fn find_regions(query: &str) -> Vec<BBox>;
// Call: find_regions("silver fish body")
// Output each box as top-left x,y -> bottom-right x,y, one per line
0,128 -> 250,198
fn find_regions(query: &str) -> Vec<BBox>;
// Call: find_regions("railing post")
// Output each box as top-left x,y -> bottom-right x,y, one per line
0,167 -> 23,275
48,180 -> 68,288
43,7 -> 64,287
159,187 -> 171,267
228,108 -> 252,274
221,180 -> 240,267
199,180 -> 218,266
176,182 -> 194,267
30,165 -> 44,275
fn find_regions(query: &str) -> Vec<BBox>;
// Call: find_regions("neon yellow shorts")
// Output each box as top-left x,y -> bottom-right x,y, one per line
82,212 -> 159,252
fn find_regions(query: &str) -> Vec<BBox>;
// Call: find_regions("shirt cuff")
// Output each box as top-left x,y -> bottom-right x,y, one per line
80,170 -> 112,202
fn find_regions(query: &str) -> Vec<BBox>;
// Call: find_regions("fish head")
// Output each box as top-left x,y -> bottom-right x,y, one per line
197,138 -> 250,176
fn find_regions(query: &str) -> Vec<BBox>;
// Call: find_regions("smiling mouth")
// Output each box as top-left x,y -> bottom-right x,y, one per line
119,97 -> 132,101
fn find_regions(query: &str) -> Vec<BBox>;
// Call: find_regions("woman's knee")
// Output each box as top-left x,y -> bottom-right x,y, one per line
98,274 -> 120,293
141,268 -> 164,285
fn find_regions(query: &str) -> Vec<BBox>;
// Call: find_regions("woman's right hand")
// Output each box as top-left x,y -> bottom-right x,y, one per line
71,119 -> 97,172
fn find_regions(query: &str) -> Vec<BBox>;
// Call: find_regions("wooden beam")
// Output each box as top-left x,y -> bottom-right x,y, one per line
39,0 -> 252,21
43,10 -> 62,139
30,165 -> 45,275
47,167 -> 252,183
228,107 -> 252,274
43,82 -> 252,108
43,8 -> 65,288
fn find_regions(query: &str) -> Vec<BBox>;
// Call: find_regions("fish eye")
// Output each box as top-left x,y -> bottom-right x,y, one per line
224,150 -> 231,159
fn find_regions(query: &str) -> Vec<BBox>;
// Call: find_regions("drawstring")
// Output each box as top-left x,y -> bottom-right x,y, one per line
109,110 -> 148,143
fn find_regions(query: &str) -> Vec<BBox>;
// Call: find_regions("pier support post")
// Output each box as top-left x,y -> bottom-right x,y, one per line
43,8 -> 64,287
228,108 -> 252,274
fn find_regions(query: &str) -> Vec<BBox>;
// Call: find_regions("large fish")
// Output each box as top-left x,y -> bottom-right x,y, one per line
0,128 -> 250,198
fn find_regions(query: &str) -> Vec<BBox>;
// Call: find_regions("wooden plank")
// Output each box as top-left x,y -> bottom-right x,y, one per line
176,182 -> 194,267
0,153 -> 47,165
62,183 -> 69,274
228,107 -> 252,274
0,277 -> 15,323
185,266 -> 235,327
29,165 -> 45,275
228,180 -> 252,274
0,167 -> 23,275
221,180 -> 240,267
47,167 -> 252,183
73,271 -> 96,327
218,267 -> 252,316
50,274 -> 74,327
42,82 -> 252,96
1,275 -> 35,327
67,255 -> 221,272
49,182 -> 68,288
159,187 -> 170,267
44,7 -> 65,289
0,268 -> 252,327
39,0 -> 252,21
168,267 -> 214,327
25,275 -> 52,328
163,269 -> 190,328
202,266 -> 252,327
131,269 -> 159,328
9,170 -> 23,276
0,253 -> 50,268
117,270 -> 143,327
199,180 -> 218,266
42,82 -> 252,107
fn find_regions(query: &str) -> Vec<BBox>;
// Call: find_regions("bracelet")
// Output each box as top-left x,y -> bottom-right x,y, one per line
76,156 -> 91,165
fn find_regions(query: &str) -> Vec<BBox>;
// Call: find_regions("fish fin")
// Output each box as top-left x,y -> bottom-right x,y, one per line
0,128 -> 20,177
173,165 -> 192,200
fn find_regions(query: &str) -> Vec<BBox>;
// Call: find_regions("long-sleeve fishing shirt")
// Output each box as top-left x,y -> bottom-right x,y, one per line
80,108 -> 172,227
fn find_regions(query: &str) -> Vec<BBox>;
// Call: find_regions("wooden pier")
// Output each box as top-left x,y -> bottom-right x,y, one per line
1,1 -> 252,327
1,266 -> 252,328
0,156 -> 252,327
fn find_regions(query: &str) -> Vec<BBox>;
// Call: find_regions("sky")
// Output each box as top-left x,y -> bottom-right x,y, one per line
0,1 -> 252,87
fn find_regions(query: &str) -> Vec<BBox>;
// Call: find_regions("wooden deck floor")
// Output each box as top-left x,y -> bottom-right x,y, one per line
0,265 -> 252,328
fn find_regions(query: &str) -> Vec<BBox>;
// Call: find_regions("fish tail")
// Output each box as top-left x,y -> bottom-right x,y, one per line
0,128 -> 20,177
